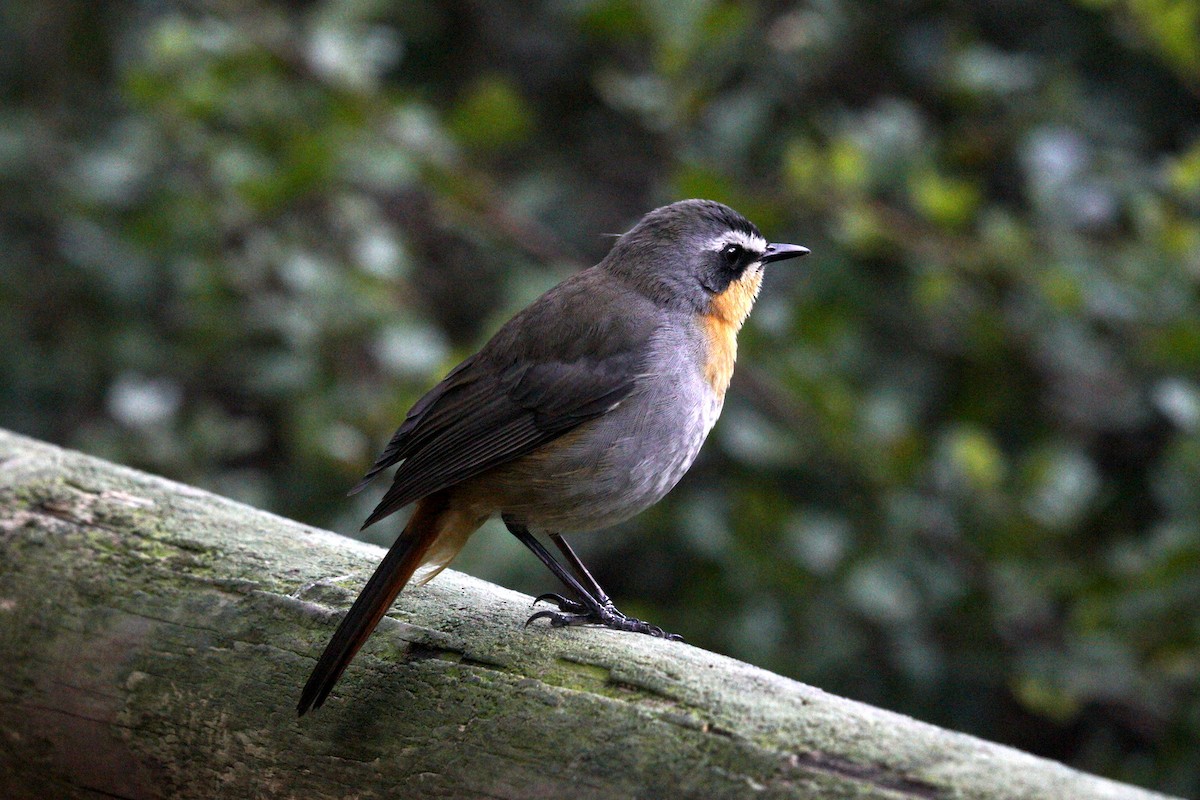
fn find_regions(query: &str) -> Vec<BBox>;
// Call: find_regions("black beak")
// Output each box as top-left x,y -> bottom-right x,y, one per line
760,242 -> 811,264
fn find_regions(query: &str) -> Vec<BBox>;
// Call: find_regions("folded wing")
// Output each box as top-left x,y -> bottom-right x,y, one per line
354,271 -> 658,529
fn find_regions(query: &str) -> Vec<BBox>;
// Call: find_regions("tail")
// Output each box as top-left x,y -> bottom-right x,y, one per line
297,492 -> 451,715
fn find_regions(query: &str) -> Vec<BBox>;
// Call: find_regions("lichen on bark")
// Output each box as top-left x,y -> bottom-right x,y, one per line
0,430 -> 1178,800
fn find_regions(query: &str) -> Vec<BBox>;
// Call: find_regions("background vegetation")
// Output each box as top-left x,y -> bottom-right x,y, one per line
2,1 -> 1198,794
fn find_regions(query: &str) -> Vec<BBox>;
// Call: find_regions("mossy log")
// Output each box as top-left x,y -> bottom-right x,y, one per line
0,429 -> 1177,800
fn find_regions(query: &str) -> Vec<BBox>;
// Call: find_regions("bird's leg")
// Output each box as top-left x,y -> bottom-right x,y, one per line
503,517 -> 596,612
503,516 -> 682,641
526,533 -> 608,614
550,532 -> 610,606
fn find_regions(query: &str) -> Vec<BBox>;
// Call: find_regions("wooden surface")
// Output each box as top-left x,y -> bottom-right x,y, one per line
0,429 -> 1177,799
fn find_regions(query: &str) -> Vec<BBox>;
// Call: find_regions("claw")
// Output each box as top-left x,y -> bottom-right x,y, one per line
524,609 -> 560,628
532,593 -> 588,614
624,619 -> 684,641
525,609 -> 594,629
524,598 -> 684,641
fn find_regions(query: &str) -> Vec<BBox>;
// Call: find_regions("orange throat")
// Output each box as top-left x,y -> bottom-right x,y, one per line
702,268 -> 763,397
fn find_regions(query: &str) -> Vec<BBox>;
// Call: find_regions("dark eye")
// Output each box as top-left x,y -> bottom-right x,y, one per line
721,243 -> 744,265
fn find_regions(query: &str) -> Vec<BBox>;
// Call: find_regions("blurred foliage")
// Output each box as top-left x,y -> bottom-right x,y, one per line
2,0 -> 1198,793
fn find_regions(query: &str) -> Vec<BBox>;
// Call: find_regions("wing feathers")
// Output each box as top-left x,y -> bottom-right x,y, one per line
348,356 -> 482,495
354,270 -> 660,527
361,412 -> 546,528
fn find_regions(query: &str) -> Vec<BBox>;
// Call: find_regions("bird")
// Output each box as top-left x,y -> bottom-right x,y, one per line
297,199 -> 809,714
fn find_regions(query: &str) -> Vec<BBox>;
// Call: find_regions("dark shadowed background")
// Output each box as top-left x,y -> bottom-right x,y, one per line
2,1 -> 1198,794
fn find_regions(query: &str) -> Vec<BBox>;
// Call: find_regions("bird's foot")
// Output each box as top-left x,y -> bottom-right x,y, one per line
532,592 -> 589,614
526,595 -> 683,641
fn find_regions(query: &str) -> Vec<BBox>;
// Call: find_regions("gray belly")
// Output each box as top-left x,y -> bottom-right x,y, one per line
474,379 -> 724,532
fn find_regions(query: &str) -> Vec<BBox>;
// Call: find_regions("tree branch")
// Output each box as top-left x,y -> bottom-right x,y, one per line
0,429 -> 1175,800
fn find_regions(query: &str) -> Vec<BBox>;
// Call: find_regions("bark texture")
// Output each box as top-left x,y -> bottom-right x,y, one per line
0,429 -> 1177,800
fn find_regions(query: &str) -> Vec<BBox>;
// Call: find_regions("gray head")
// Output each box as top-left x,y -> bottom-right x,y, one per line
600,199 -> 809,315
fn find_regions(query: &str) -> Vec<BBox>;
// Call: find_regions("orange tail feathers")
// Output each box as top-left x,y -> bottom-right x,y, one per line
297,491 -> 451,715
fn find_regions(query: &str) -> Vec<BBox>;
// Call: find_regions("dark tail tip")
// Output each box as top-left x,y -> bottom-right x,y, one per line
298,652 -> 347,716
297,680 -> 327,716
297,491 -> 449,718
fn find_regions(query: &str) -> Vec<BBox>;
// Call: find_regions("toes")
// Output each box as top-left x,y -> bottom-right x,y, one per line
525,609 -> 560,628
532,593 -> 588,614
625,618 -> 685,641
523,602 -> 683,640
525,609 -> 591,629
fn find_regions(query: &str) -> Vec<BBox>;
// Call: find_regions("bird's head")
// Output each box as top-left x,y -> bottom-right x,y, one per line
600,199 -> 809,323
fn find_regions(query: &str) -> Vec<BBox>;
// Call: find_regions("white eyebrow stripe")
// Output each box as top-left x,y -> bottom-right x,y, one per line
702,230 -> 768,254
